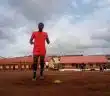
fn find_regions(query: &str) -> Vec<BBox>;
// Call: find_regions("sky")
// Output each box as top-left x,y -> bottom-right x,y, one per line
0,0 -> 110,57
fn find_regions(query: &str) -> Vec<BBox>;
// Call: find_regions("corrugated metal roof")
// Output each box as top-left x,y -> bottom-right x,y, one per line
0,56 -> 52,65
0,55 -> 107,65
60,56 -> 107,64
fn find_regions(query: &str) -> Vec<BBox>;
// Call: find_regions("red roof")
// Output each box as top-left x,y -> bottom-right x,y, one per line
0,58 -> 13,64
0,56 -> 52,65
0,55 -> 107,65
60,56 -> 107,64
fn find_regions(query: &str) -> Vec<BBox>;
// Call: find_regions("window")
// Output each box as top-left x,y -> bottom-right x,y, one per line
11,66 -> 13,69
72,64 -> 74,67
90,64 -> 93,66
15,65 -> 18,69
6,66 -> 9,69
26,65 -> 29,68
76,64 -> 78,68
0,66 -> 3,69
22,65 -> 24,68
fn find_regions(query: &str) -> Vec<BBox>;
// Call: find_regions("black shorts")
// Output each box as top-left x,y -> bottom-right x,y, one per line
32,55 -> 45,70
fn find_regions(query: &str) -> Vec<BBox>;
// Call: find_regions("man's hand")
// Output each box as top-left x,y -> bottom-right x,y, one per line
29,38 -> 34,45
30,41 -> 34,45
46,37 -> 50,44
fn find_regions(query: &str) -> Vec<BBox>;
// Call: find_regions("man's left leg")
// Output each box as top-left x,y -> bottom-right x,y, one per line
39,55 -> 45,79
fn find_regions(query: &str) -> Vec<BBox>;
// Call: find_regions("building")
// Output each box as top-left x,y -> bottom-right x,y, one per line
0,55 -> 108,71
105,55 -> 110,68
0,56 -> 51,71
48,55 -> 108,70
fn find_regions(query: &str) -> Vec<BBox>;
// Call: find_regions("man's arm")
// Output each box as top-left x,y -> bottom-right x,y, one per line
30,38 -> 34,45
46,37 -> 50,44
46,33 -> 50,44
29,32 -> 35,45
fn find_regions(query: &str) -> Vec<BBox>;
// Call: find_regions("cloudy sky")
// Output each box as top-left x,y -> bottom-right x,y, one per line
0,0 -> 110,57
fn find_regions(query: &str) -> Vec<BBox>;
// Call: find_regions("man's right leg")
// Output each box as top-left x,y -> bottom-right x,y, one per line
32,55 -> 39,80
39,55 -> 45,79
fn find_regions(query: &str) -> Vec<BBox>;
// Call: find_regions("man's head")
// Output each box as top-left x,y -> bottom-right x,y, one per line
38,22 -> 44,31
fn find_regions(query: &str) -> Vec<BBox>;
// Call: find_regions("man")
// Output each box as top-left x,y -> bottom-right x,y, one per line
100,65 -> 103,72
103,64 -> 107,71
30,22 -> 50,80
80,64 -> 84,71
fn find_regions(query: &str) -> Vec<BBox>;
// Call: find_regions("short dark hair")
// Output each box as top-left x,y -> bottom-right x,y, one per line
38,22 -> 44,26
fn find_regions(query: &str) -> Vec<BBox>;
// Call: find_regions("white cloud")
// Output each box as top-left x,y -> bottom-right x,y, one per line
83,0 -> 92,4
72,1 -> 78,8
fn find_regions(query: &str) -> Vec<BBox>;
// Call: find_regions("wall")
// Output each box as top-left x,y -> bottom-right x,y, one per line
60,63 -> 101,69
0,63 -> 32,71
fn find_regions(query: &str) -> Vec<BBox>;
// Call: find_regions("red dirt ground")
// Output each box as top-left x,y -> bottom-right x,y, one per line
0,71 -> 110,96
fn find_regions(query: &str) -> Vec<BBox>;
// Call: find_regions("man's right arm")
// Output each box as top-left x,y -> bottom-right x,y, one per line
46,33 -> 50,44
29,32 -> 35,45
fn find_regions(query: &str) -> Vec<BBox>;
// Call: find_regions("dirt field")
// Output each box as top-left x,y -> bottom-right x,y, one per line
0,71 -> 110,96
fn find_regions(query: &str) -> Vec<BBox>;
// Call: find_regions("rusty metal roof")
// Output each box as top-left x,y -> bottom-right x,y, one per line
60,56 -> 107,64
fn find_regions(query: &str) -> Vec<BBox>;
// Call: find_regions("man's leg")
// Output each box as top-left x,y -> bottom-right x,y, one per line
39,55 -> 45,79
32,55 -> 39,79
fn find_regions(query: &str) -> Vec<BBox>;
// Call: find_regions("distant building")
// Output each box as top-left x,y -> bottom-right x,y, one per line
0,56 -> 51,71
0,55 -> 108,71
105,55 -> 110,68
48,55 -> 108,70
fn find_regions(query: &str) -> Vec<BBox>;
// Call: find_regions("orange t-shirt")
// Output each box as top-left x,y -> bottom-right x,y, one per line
31,31 -> 48,56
